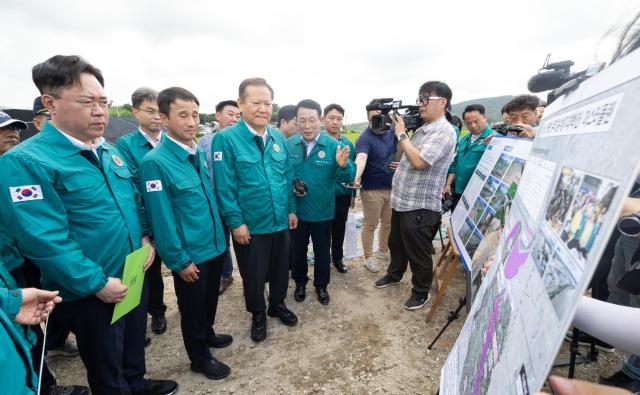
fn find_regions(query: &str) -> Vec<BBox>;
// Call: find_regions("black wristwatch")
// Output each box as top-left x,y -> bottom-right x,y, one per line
398,132 -> 409,141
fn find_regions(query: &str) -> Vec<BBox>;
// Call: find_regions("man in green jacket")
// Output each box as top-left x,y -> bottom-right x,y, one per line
0,263 -> 63,395
287,100 -> 354,305
116,87 -> 168,335
212,78 -> 298,342
322,103 -> 356,274
443,104 -> 496,211
0,55 -> 176,395
139,87 -> 231,380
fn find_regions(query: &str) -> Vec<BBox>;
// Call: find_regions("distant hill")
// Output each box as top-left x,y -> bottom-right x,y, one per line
451,95 -> 513,124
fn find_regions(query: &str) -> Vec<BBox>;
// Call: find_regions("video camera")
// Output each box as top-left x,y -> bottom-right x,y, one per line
366,98 -> 424,134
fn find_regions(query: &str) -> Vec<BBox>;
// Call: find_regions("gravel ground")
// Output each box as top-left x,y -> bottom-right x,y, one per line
48,249 -> 625,394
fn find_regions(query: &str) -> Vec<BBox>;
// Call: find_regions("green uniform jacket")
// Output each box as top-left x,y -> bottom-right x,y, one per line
115,129 -> 162,193
448,126 -> 496,195
286,133 -> 356,222
139,137 -> 226,272
0,279 -> 38,394
212,119 -> 295,235
0,265 -> 36,349
331,133 -> 356,197
0,122 -> 146,301
0,220 -> 23,272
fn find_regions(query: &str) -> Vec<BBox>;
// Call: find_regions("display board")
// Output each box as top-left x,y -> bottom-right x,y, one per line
450,136 -> 532,302
440,48 -> 640,395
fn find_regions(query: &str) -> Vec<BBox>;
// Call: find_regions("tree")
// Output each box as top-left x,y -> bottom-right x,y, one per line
270,102 -> 280,123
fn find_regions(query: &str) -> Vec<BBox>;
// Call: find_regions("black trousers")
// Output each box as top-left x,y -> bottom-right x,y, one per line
292,220 -> 332,288
146,253 -> 166,317
172,254 -> 223,364
233,229 -> 290,312
331,194 -> 352,263
386,209 -> 441,298
54,280 -> 149,395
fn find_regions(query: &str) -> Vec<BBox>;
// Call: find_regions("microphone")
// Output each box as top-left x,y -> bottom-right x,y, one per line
527,70 -> 570,93
365,98 -> 394,111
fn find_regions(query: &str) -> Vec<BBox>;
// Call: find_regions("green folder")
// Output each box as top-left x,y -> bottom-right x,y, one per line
111,245 -> 150,324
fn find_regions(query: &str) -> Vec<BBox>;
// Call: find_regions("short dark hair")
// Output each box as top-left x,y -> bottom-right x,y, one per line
450,115 -> 463,130
323,103 -> 345,117
419,81 -> 452,106
538,100 -> 547,108
462,104 -> 486,119
504,94 -> 539,114
238,78 -> 274,100
157,87 -> 199,116
32,55 -> 104,95
215,100 -> 238,113
131,87 -> 158,108
277,105 -> 296,127
296,99 -> 322,118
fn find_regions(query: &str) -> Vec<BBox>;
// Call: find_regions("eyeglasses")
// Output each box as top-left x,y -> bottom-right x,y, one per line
416,96 -> 443,106
296,118 -> 319,126
135,108 -> 160,116
50,94 -> 111,110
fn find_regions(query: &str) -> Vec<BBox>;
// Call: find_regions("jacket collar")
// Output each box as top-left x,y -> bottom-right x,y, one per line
41,122 -> 110,158
161,135 -> 201,161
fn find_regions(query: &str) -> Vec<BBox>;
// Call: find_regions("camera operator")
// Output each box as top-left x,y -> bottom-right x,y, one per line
443,104 -> 496,212
502,94 -> 540,138
373,81 -> 457,310
353,100 -> 395,273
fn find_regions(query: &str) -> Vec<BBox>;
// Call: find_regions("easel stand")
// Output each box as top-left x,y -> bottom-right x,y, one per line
426,238 -> 462,323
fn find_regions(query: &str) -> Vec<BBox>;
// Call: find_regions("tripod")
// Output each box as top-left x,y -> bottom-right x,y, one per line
553,326 -> 598,378
427,297 -> 466,351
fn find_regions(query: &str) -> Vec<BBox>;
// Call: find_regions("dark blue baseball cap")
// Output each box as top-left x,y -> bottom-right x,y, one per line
33,96 -> 50,116
0,111 -> 27,130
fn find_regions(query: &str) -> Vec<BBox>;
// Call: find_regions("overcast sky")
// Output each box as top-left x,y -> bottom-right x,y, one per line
1,0 -> 638,123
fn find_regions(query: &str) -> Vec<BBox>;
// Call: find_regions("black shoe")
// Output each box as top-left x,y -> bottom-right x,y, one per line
403,293 -> 430,311
564,330 -> 615,352
599,370 -> 640,392
251,312 -> 267,342
145,337 -> 152,347
294,285 -> 306,302
190,358 -> 231,380
374,274 -> 401,289
49,385 -> 90,395
132,380 -> 178,395
316,287 -> 330,305
267,302 -> 298,326
207,333 -> 233,348
151,314 -> 167,335
333,260 -> 347,273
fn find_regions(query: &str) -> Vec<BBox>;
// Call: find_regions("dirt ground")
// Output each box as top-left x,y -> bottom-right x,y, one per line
49,250 -> 626,395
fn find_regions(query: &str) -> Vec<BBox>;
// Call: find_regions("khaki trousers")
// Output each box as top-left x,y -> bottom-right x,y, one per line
360,189 -> 392,258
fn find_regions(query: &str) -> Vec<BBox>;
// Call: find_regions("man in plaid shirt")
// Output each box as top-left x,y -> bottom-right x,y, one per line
374,81 -> 457,310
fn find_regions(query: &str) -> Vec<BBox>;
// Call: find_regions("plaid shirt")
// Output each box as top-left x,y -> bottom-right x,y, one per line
390,116 -> 456,212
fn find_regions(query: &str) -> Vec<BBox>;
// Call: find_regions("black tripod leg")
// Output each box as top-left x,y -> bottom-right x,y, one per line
427,297 -> 466,351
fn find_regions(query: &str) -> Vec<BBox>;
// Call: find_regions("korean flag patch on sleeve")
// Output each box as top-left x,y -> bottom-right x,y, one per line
213,152 -> 223,161
146,180 -> 163,192
10,185 -> 43,202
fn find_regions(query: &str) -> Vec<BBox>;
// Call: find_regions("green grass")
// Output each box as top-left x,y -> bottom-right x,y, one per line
343,131 -> 361,144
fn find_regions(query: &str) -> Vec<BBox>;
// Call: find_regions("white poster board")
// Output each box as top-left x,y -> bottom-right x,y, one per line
450,136 -> 532,302
440,48 -> 640,395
